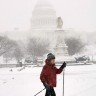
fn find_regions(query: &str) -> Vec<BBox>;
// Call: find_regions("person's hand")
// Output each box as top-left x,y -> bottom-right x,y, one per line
43,82 -> 51,90
60,62 -> 67,69
63,62 -> 66,67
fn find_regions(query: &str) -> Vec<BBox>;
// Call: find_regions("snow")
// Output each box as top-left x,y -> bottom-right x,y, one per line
0,64 -> 96,96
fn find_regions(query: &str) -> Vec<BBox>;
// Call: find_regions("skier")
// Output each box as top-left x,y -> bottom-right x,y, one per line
40,53 -> 66,96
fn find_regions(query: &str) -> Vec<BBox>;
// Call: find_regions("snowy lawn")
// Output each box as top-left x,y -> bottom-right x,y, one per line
0,64 -> 96,96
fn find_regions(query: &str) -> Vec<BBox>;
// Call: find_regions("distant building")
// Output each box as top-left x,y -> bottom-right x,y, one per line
29,0 -> 67,52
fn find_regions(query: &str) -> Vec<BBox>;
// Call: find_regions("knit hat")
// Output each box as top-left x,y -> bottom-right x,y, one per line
47,53 -> 55,61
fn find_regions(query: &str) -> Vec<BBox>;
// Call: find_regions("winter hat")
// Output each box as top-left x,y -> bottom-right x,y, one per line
47,53 -> 55,61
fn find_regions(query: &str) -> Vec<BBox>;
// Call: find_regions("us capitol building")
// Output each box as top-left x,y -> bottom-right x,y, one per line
29,0 -> 72,62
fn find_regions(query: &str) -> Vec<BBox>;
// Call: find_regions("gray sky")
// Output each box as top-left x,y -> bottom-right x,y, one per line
0,0 -> 96,32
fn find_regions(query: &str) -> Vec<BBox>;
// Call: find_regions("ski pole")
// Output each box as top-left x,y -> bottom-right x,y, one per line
63,69 -> 65,96
34,88 -> 46,96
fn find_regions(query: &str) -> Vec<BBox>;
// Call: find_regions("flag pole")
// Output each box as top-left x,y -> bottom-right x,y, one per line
63,69 -> 65,96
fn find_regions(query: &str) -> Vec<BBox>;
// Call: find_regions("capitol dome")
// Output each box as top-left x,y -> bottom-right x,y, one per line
35,0 -> 53,9
31,0 -> 57,29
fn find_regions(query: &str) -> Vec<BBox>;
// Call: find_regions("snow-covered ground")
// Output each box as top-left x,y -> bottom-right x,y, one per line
0,64 -> 96,96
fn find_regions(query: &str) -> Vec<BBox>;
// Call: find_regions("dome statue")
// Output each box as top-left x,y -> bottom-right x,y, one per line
57,17 -> 63,29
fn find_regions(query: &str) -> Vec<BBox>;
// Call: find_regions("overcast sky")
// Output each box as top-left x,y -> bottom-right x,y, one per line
0,0 -> 96,32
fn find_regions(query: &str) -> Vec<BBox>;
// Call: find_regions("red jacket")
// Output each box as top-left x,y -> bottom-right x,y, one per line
40,59 -> 63,87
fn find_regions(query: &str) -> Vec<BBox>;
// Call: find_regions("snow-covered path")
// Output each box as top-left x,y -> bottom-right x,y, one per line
0,64 -> 96,96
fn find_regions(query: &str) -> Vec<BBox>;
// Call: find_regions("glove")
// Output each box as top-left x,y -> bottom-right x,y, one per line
43,82 -> 51,90
63,62 -> 66,67
60,62 -> 66,69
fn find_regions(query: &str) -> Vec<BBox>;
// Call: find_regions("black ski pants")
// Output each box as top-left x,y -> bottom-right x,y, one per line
45,87 -> 56,96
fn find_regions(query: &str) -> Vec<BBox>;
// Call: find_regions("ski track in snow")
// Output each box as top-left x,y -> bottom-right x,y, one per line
0,65 -> 96,96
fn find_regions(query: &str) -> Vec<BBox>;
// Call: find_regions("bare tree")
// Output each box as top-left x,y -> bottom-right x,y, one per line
27,38 -> 49,58
65,37 -> 85,55
2,37 -> 24,64
12,44 -> 24,63
0,36 -> 16,56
